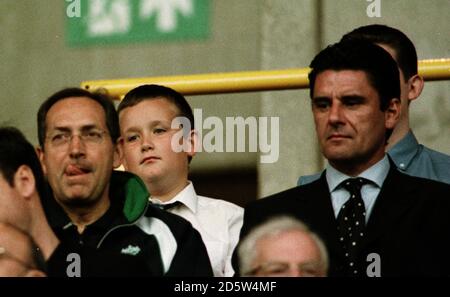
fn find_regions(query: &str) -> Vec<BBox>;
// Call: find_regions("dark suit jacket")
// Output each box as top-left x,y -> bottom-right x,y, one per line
236,163 -> 450,276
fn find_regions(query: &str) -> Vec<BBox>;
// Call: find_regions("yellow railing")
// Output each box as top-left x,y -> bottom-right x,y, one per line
81,58 -> 450,99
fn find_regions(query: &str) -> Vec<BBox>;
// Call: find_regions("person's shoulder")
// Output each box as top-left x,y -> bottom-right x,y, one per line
393,168 -> 450,198
421,145 -> 450,171
297,172 -> 322,186
421,145 -> 450,161
395,166 -> 449,186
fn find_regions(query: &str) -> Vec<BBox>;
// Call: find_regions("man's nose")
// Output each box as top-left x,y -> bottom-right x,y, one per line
68,135 -> 86,158
328,101 -> 344,125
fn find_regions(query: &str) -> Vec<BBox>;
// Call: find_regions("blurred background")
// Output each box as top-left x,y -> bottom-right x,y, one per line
1,0 -> 449,207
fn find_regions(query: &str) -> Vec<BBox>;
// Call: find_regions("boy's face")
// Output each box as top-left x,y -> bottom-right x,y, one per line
118,98 -> 195,190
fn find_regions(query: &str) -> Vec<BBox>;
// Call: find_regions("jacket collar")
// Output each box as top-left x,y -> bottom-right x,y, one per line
362,157 -> 417,246
42,171 -> 150,231
325,155 -> 390,191
111,171 -> 149,222
313,158 -> 414,269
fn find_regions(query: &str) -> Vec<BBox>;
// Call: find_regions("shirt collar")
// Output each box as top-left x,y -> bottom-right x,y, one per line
326,155 -> 390,192
149,181 -> 198,213
387,130 -> 419,170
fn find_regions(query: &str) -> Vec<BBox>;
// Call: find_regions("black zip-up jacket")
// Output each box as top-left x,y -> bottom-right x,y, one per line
44,171 -> 213,277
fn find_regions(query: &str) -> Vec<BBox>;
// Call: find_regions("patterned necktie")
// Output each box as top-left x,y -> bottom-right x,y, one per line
337,178 -> 369,276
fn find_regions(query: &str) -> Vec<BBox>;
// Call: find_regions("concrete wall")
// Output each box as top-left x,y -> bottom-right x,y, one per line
1,0 -> 448,201
258,0 -> 322,197
0,0 -> 263,173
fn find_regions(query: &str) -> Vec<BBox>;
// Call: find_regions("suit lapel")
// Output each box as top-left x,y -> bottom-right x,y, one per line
363,164 -> 416,247
303,173 -> 344,263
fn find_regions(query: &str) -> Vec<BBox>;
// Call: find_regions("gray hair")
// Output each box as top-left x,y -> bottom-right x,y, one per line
238,216 -> 329,276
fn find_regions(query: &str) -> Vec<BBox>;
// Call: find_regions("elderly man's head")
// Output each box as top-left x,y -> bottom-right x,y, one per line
238,216 -> 328,277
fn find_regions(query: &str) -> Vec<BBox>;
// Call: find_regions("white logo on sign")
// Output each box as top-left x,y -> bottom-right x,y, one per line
140,0 -> 193,32
88,0 -> 131,36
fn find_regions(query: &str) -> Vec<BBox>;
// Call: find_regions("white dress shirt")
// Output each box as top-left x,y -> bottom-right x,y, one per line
326,155 -> 390,222
150,182 -> 244,277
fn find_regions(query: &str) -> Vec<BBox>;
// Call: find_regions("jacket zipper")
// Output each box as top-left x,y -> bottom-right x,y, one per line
96,202 -> 150,249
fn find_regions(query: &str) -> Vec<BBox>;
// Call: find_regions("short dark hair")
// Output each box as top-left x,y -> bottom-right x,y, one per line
308,39 -> 400,111
118,85 -> 195,163
341,24 -> 418,81
118,84 -> 194,130
37,88 -> 120,148
0,127 -> 47,205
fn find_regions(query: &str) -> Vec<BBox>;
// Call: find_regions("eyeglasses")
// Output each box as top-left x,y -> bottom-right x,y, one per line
46,129 -> 109,148
245,261 -> 324,277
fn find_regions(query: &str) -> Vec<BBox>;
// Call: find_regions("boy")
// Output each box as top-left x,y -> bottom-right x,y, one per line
118,84 -> 244,276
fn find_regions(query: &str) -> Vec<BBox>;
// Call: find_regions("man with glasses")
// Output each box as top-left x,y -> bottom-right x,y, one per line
37,88 -> 213,276
0,125 -> 159,276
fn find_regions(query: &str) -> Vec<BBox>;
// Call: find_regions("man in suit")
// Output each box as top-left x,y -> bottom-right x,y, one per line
236,39 -> 450,276
298,24 -> 450,186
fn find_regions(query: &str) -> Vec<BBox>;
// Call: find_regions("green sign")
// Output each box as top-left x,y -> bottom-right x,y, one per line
65,0 -> 210,46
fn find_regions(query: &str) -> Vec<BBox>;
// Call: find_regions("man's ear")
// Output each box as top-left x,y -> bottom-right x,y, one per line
13,165 -> 36,200
385,98 -> 401,130
407,74 -> 424,102
113,139 -> 124,169
35,147 -> 47,176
